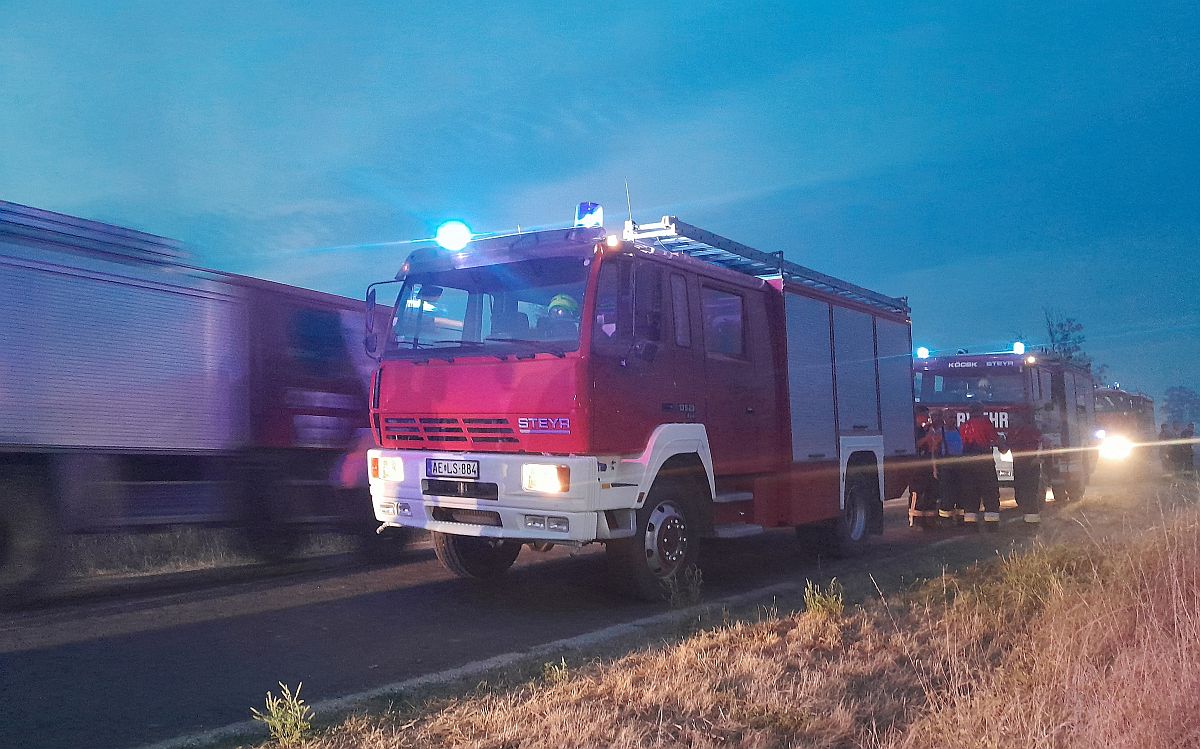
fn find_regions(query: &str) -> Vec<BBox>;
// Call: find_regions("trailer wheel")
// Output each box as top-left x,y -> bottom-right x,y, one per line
432,532 -> 521,579
0,473 -> 59,608
606,493 -> 699,601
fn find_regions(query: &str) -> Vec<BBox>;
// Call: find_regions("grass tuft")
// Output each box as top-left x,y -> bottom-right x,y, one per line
250,682 -> 313,747
803,577 -> 846,618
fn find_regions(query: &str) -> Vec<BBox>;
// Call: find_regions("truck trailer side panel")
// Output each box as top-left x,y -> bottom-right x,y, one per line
0,243 -> 248,452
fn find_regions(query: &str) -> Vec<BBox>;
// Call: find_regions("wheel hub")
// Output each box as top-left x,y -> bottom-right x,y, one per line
644,501 -> 688,576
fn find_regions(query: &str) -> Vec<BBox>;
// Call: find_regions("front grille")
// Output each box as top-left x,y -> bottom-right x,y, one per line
431,507 -> 503,527
422,479 -> 500,500
382,416 -> 519,447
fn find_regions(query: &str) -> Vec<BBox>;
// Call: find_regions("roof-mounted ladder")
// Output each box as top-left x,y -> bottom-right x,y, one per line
624,216 -> 909,316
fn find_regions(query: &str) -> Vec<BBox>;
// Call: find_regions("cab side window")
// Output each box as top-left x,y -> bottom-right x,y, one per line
670,274 -> 691,347
633,261 -> 663,342
701,286 -> 745,358
591,257 -> 631,352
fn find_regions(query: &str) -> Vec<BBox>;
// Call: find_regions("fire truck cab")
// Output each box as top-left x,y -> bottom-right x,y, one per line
914,352 -> 1095,502
366,212 -> 916,599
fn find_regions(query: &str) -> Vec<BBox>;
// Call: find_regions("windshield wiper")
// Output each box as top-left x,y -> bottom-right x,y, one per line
430,339 -> 509,361
485,337 -> 567,358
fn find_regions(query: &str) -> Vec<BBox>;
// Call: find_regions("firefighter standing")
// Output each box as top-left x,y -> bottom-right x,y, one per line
960,403 -> 1002,531
934,409 -> 965,525
1007,411 -> 1044,525
910,406 -> 942,528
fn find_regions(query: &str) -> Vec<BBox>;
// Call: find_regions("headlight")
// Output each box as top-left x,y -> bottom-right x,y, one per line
1093,428 -> 1107,440
522,464 -> 570,493
1098,435 -> 1133,462
370,456 -> 405,482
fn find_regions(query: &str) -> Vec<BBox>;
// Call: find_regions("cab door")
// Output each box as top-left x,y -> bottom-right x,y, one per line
590,255 -> 695,453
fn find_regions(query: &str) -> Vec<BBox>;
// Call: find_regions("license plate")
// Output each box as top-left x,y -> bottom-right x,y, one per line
426,458 -> 480,480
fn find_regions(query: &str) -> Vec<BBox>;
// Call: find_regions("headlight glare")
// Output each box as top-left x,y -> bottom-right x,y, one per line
1098,435 -> 1134,461
522,464 -> 570,493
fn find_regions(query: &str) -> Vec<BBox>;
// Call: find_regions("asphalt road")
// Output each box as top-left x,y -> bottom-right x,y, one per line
2,496 -> 1043,749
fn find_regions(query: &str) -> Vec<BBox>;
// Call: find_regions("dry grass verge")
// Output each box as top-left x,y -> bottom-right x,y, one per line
250,488 -> 1200,749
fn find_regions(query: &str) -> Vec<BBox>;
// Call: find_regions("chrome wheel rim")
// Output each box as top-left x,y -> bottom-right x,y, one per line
643,500 -> 688,577
846,492 -> 867,541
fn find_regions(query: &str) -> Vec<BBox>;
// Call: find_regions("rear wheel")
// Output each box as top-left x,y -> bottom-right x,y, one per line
0,473 -> 60,609
432,532 -> 521,579
606,493 -> 699,601
799,475 -> 876,557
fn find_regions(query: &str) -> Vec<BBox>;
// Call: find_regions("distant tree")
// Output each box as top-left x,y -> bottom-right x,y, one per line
1094,363 -> 1111,387
1163,386 -> 1200,425
1043,309 -> 1091,367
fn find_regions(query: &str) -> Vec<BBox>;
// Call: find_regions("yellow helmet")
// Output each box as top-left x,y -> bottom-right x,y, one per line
547,293 -> 580,319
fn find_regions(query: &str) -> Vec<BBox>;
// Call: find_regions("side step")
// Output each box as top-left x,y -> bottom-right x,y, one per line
713,491 -> 754,504
711,523 -> 765,539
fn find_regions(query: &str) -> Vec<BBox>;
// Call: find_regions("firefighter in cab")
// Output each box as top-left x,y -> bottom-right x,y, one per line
960,403 -> 1002,531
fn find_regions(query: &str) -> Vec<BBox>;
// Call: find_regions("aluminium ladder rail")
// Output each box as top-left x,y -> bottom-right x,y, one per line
623,216 -> 909,317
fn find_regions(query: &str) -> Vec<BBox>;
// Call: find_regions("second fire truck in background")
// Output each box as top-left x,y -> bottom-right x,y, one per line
914,351 -> 1095,502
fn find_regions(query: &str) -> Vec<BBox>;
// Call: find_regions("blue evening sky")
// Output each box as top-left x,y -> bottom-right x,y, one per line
2,2 -> 1197,403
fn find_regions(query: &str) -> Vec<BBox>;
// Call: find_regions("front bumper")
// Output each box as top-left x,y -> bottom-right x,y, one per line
368,448 -> 635,543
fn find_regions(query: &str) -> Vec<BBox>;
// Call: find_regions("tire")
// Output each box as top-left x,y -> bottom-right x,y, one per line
800,475 -> 875,558
432,532 -> 521,579
237,460 -> 308,563
1051,484 -> 1071,505
605,492 -> 699,601
0,473 -> 60,609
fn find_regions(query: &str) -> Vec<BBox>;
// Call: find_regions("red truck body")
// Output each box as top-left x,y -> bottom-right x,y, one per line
367,214 -> 917,596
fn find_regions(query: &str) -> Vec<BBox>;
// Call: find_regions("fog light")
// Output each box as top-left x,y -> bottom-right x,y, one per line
547,516 -> 569,533
522,464 -> 570,493
376,502 -> 397,516
525,515 -> 547,530
396,502 -> 412,516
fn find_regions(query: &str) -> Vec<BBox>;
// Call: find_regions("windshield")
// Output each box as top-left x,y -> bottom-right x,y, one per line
916,371 -> 1026,404
385,255 -> 591,359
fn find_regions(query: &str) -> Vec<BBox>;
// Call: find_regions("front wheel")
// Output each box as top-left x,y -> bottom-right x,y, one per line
432,532 -> 521,579
605,496 -> 698,601
0,473 -> 60,609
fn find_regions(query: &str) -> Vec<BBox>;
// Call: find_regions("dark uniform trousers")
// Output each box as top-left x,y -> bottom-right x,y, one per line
961,450 -> 1000,517
1013,455 -> 1042,515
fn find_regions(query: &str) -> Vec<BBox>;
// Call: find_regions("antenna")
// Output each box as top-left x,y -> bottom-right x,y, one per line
624,178 -> 634,226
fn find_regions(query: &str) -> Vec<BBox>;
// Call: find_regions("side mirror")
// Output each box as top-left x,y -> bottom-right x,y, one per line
365,288 -> 377,333
364,332 -> 379,356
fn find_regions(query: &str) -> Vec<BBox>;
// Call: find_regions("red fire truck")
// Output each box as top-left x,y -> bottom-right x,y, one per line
1092,386 -> 1155,467
1093,387 -> 1155,443
913,351 -> 1096,502
0,201 -> 385,603
365,210 -> 917,599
